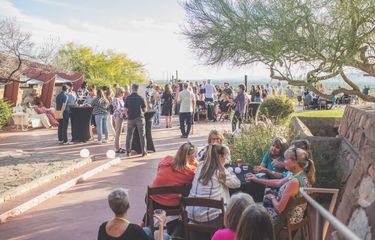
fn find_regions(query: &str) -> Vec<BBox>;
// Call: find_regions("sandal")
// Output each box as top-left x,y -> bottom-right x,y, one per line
115,148 -> 126,153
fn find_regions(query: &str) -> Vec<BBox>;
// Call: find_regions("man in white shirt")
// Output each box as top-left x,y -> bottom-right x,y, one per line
178,83 -> 196,138
266,83 -> 273,96
204,79 -> 216,102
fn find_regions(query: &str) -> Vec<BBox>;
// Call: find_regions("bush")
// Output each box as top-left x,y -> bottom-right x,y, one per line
225,123 -> 291,166
259,97 -> 294,124
0,99 -> 12,127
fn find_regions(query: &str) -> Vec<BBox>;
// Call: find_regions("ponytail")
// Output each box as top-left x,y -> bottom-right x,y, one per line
305,159 -> 316,185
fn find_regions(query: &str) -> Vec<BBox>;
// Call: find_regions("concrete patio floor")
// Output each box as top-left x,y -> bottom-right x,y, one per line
0,118 -> 231,240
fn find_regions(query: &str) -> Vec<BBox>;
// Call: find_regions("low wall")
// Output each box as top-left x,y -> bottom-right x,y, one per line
334,105 -> 375,240
291,117 -> 341,189
297,117 -> 341,137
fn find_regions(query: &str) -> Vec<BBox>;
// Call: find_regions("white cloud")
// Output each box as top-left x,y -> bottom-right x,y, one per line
31,0 -> 81,10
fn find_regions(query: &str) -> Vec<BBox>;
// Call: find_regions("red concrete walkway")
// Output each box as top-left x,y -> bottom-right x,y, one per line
0,119 -> 231,240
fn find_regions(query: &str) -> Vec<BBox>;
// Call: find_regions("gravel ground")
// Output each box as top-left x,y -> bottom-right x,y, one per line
0,150 -> 84,194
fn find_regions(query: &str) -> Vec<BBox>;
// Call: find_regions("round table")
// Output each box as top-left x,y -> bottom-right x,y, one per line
70,106 -> 93,142
227,164 -> 266,202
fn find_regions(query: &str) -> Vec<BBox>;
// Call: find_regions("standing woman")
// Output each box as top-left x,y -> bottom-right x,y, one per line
92,89 -> 110,144
161,84 -> 174,128
123,84 -> 130,102
113,88 -> 126,153
105,88 -> 116,139
153,85 -> 161,127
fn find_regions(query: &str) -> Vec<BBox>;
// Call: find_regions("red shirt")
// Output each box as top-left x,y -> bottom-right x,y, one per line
151,156 -> 197,206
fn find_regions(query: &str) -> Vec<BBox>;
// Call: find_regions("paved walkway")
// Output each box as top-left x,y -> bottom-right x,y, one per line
0,118 -> 231,240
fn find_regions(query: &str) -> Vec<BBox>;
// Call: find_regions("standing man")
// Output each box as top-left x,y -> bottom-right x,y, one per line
223,82 -> 233,96
204,79 -> 216,102
178,83 -> 196,138
66,83 -> 77,142
56,85 -> 69,144
124,84 -> 147,157
287,86 -> 295,100
232,84 -> 247,132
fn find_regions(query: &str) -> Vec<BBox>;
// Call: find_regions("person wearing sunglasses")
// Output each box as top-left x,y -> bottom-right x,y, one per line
246,147 -> 316,225
196,130 -> 231,163
253,137 -> 288,179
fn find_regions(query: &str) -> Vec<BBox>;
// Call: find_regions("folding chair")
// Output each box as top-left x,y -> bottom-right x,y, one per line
146,184 -> 191,239
180,197 -> 225,240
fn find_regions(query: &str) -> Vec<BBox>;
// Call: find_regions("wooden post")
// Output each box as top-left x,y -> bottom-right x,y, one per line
244,75 -> 248,92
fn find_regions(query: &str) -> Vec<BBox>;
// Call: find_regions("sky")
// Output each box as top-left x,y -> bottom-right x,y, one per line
0,0 -> 270,81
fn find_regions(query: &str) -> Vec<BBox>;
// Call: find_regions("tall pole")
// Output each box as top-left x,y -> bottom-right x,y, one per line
244,75 -> 248,92
176,70 -> 179,83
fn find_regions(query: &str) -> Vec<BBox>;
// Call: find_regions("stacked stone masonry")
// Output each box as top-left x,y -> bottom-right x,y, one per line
336,105 -> 375,240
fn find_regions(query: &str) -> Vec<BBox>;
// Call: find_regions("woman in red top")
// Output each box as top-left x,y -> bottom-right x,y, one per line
150,142 -> 198,206
142,142 -> 198,228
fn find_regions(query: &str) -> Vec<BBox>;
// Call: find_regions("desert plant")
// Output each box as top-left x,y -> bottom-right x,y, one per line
225,124 -> 290,167
259,97 -> 294,124
0,99 -> 12,127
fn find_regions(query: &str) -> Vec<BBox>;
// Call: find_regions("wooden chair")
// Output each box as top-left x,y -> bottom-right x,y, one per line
146,184 -> 191,239
180,197 -> 225,240
218,106 -> 232,122
274,195 -> 315,240
195,101 -> 208,121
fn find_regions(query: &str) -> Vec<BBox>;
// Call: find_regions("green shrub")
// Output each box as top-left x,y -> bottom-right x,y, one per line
0,99 -> 12,127
225,124 -> 291,166
259,97 -> 294,124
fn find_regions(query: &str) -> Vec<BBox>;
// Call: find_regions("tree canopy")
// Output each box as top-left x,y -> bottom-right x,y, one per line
57,43 -> 147,88
0,18 -> 60,85
183,0 -> 375,102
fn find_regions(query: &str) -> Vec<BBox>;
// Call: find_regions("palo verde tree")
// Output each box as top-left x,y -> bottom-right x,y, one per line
57,43 -> 148,88
182,0 -> 375,102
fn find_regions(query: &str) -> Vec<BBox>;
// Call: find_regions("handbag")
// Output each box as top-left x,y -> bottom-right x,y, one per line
55,110 -> 63,119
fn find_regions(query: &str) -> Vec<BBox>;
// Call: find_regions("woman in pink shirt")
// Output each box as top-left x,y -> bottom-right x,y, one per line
211,192 -> 255,240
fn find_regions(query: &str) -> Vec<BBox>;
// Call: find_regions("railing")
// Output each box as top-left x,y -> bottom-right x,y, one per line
300,187 -> 361,240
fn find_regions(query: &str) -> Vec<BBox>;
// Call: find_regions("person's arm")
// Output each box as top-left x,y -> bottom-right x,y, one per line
265,179 -> 299,213
141,98 -> 147,112
224,170 -> 241,189
246,175 -> 289,188
61,95 -> 68,112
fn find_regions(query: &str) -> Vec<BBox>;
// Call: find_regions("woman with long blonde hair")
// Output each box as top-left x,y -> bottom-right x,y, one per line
188,144 -> 240,240
246,147 -> 315,225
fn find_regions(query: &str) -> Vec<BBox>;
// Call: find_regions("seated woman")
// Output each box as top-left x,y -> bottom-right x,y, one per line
187,144 -> 240,240
253,137 -> 288,179
212,192 -> 255,240
98,188 -> 150,240
196,130 -> 231,163
149,142 -> 198,209
34,100 -> 59,127
236,205 -> 274,240
246,147 -> 316,225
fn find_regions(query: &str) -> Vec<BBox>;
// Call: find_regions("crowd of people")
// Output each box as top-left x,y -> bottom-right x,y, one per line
97,127 -> 316,240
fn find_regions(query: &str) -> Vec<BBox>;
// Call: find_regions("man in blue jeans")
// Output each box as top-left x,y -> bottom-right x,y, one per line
178,83 -> 196,138
56,85 -> 69,144
124,84 -> 147,157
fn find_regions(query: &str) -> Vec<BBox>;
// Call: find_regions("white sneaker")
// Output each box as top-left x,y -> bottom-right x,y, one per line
95,140 -> 102,144
102,139 -> 108,143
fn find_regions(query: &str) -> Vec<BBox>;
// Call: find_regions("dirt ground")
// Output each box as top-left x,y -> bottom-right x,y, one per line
0,149 -> 85,194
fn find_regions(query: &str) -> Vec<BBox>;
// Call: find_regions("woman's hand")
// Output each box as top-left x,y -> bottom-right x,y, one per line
265,193 -> 275,200
254,165 -> 269,173
153,210 -> 166,226
244,173 -> 256,182
272,161 -> 285,169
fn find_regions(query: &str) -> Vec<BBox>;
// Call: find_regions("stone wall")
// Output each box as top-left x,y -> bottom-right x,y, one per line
297,117 -> 341,137
335,105 -> 375,240
291,117 -> 341,189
